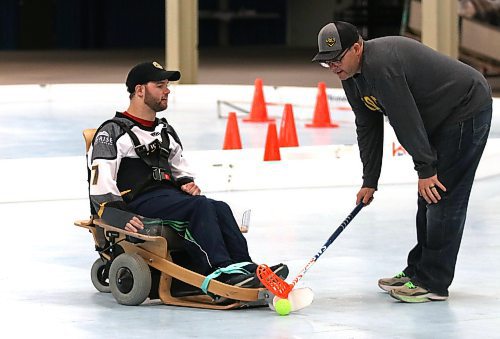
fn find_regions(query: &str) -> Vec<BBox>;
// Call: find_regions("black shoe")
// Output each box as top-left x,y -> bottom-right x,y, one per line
217,272 -> 261,289
241,262 -> 258,274
270,263 -> 289,280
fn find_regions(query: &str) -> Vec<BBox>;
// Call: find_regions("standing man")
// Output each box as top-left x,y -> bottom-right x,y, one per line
87,61 -> 287,291
312,22 -> 492,302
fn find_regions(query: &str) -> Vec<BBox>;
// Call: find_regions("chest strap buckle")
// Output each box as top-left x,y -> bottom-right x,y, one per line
152,167 -> 171,181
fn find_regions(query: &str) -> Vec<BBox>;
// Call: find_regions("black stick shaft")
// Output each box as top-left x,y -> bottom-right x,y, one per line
290,202 -> 365,287
317,202 -> 364,259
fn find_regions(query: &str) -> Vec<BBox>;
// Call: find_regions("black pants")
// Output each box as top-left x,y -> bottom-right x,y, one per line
403,105 -> 492,296
128,187 -> 253,275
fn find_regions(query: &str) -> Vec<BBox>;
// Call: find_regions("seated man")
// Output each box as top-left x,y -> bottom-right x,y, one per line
87,61 -> 287,289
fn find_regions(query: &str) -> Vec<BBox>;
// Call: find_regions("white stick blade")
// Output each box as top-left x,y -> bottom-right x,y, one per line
270,287 -> 314,312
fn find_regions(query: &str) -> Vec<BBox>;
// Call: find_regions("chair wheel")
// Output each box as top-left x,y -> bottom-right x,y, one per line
91,258 -> 111,293
109,253 -> 151,306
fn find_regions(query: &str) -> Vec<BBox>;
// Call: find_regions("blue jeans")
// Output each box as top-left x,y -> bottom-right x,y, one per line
403,105 -> 492,296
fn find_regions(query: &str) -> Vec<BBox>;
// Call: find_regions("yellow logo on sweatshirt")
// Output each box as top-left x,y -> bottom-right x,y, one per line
361,96 -> 382,112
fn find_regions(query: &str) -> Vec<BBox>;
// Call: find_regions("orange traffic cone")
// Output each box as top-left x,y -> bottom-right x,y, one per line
244,78 -> 274,122
263,122 -> 281,161
306,82 -> 339,128
223,112 -> 242,150
279,103 -> 299,147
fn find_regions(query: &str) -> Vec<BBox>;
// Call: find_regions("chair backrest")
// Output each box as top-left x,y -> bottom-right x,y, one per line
83,128 -> 97,153
83,128 -> 97,217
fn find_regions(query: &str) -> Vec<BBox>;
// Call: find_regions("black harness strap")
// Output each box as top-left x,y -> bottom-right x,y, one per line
96,117 -> 177,182
160,117 -> 183,149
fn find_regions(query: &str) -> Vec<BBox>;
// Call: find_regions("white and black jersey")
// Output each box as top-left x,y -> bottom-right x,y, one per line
87,112 -> 194,213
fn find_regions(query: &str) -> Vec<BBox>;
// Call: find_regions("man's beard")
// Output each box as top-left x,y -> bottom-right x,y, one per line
144,89 -> 168,112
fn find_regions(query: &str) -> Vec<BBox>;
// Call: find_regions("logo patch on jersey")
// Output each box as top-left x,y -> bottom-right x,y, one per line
95,131 -> 114,146
326,37 -> 336,47
148,140 -> 159,153
150,131 -> 160,137
361,96 -> 383,112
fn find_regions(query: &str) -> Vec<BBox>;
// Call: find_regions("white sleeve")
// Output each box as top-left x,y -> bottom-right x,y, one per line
168,136 -> 195,181
88,129 -> 130,210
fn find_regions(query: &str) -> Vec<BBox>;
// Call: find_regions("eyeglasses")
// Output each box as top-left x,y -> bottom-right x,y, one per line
319,46 -> 352,68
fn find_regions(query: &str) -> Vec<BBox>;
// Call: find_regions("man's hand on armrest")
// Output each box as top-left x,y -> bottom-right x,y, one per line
101,207 -> 144,233
125,216 -> 144,233
181,182 -> 201,196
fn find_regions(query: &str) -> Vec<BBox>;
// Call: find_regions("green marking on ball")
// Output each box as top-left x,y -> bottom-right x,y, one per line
275,298 -> 292,316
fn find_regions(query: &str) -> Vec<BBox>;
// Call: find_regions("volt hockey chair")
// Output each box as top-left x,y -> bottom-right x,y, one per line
74,128 -> 269,309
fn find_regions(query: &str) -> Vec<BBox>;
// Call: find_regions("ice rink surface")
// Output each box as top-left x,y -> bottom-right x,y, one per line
0,84 -> 499,338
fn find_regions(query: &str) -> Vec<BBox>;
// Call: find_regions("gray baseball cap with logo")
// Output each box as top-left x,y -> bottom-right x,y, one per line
312,21 -> 360,62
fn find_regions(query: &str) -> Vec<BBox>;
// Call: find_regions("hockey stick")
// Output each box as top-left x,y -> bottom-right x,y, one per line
257,202 -> 365,299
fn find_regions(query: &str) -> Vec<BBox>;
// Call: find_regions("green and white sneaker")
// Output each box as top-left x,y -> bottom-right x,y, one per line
389,281 -> 448,303
378,272 -> 411,292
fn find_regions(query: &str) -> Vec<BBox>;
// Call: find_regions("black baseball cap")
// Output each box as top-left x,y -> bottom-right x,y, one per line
126,61 -> 181,93
312,21 -> 360,62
